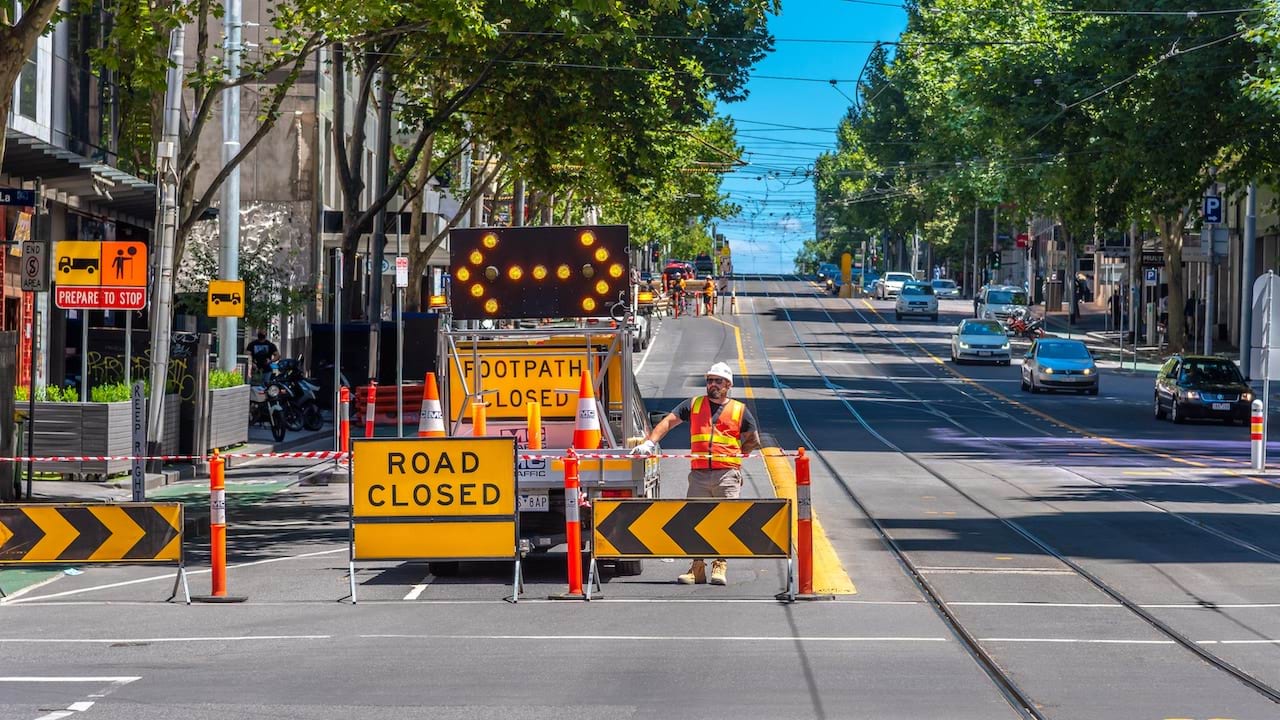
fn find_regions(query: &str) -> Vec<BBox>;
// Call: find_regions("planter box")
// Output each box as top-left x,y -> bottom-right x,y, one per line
207,385 -> 249,451
31,394 -> 181,477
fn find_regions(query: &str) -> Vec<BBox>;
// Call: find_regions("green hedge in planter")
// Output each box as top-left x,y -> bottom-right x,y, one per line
209,370 -> 246,389
15,385 -> 80,402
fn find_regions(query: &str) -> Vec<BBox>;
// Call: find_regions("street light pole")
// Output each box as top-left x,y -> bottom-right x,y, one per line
218,0 -> 242,371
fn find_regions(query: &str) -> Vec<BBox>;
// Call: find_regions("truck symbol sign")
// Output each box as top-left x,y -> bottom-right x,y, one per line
58,256 -> 98,274
211,292 -> 242,305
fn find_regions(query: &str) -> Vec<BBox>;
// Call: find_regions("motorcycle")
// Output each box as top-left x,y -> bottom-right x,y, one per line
250,376 -> 290,442
274,357 -> 324,432
1004,307 -> 1046,339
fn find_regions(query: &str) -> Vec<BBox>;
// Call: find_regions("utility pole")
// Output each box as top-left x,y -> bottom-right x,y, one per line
217,0 -> 242,371
1204,182 -> 1219,355
147,26 -> 184,462
367,67 -> 392,383
513,179 -> 525,227
1241,182 -> 1257,377
992,205 -> 999,284
972,203 -> 979,296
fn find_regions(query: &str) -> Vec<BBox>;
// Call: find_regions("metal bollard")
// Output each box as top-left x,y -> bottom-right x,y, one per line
796,447 -> 813,596
1252,399 -> 1265,470
364,381 -> 377,438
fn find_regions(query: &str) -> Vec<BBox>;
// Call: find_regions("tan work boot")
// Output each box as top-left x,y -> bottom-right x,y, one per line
709,560 -> 728,586
677,560 -> 706,584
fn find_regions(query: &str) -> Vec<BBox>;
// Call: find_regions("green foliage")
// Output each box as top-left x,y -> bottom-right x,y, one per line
90,382 -> 135,403
15,385 -> 81,402
208,369 -> 246,389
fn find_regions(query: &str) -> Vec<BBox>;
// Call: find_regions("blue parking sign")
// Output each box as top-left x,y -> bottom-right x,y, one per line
1204,195 -> 1222,224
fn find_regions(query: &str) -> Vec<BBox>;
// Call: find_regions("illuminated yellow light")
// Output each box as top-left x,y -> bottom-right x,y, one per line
429,294 -> 447,308
507,265 -> 523,280
581,264 -> 595,279
556,264 -> 572,280
582,297 -> 597,312
482,233 -> 499,249
579,231 -> 596,247
532,265 -> 548,280
484,298 -> 498,314
594,247 -> 609,263
470,283 -> 485,298
638,290 -> 654,303
608,263 -> 624,278
595,280 -> 609,295
469,250 -> 483,265
455,267 -> 471,282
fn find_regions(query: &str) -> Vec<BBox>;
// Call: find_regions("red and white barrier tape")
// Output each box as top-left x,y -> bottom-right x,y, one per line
0,450 -> 790,464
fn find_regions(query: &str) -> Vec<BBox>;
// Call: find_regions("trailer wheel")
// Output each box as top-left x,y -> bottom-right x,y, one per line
614,559 -> 643,576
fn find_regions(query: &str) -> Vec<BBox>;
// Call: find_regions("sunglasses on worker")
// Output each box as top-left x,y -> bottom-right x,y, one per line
705,377 -> 729,386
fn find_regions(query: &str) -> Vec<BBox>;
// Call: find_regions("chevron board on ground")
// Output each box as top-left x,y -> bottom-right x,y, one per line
351,437 -> 517,560
0,503 -> 182,563
593,499 -> 791,559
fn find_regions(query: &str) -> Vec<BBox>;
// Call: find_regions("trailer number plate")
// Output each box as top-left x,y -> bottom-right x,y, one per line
518,492 -> 550,512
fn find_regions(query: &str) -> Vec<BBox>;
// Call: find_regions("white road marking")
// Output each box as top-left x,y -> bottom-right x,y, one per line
1198,639 -> 1280,645
634,320 -> 660,375
66,703 -> 94,712
360,634 -> 949,642
0,636 -> 329,644
33,711 -> 75,720
949,602 -> 1122,608
402,574 -> 432,601
2,547 -> 345,604
0,677 -> 141,683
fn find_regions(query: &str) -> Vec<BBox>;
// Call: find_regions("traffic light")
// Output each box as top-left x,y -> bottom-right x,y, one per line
651,244 -> 660,263
990,251 -> 1002,270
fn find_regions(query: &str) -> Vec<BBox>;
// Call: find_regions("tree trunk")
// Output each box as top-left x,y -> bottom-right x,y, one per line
1157,211 -> 1187,354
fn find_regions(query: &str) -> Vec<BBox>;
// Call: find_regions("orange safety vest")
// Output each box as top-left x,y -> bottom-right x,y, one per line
689,396 -> 745,469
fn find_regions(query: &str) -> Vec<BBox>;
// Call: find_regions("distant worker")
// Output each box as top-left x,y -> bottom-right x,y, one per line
630,362 -> 761,586
677,275 -> 689,315
246,330 -> 279,378
703,277 -> 715,315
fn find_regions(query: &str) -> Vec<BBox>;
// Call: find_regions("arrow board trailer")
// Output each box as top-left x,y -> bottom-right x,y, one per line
440,324 -> 660,575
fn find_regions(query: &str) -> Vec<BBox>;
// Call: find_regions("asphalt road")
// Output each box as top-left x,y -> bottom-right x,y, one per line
3,276 -> 1279,719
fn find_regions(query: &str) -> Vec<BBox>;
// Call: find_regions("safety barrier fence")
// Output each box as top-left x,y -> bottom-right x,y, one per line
0,451 -> 803,462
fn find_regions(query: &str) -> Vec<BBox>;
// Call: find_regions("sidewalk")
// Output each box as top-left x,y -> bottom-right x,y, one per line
1037,305 -> 1168,373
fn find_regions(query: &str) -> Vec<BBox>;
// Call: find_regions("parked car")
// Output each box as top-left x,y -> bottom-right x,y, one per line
895,282 -> 938,321
977,284 -> 1030,321
930,278 -> 961,298
950,319 -> 1011,365
874,272 -> 916,300
1020,338 -> 1099,395
1154,354 -> 1252,424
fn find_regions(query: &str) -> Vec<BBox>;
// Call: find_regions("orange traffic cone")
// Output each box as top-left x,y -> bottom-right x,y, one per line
417,372 -> 445,438
572,372 -> 602,450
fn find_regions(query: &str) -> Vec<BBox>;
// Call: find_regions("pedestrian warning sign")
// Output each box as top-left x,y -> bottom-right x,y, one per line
101,241 -> 147,286
351,437 -> 517,561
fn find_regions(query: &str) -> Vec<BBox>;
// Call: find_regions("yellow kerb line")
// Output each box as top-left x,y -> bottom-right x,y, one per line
762,447 -> 856,595
707,315 -> 753,400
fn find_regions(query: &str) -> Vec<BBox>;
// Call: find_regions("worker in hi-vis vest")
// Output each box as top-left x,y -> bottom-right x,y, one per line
630,362 -> 761,586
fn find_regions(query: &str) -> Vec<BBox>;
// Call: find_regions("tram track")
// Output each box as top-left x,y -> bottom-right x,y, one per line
739,273 -> 1280,714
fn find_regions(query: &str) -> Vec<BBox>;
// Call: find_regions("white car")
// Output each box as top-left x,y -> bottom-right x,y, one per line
895,282 -> 938,321
950,319 -> 1011,365
930,279 -> 961,298
976,285 -> 1029,321
875,272 -> 915,299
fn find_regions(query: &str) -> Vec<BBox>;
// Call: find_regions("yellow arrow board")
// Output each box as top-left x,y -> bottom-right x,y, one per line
351,437 -> 517,561
207,279 -> 246,318
593,499 -> 791,559
0,503 -> 183,564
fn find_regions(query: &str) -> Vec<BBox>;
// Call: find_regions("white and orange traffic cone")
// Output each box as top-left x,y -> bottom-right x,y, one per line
417,372 -> 445,438
572,372 -> 602,450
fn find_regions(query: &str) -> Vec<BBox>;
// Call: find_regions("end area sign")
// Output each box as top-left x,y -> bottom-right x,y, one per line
351,437 -> 517,561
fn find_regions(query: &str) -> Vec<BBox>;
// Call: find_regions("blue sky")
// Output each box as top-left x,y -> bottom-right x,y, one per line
716,1 -> 907,274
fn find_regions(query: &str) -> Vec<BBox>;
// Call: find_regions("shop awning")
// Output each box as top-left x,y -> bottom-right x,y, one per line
3,130 -> 157,226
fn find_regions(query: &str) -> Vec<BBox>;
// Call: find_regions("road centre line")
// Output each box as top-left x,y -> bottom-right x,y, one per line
706,314 -> 754,401
1,547 -> 346,604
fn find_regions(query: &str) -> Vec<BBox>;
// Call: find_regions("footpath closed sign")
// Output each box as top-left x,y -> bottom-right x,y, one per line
351,437 -> 517,560
450,351 -> 592,420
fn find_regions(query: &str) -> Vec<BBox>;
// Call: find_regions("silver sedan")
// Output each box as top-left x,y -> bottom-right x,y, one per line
950,319 -> 1011,365
1020,338 -> 1099,395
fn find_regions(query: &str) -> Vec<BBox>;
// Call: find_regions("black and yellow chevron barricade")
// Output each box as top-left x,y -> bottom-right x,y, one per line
591,498 -> 794,599
0,503 -> 190,603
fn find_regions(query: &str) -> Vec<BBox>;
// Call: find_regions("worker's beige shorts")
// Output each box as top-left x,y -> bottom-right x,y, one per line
686,467 -> 743,498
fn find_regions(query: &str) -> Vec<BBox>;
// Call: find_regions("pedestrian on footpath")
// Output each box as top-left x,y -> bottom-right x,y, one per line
629,362 -> 761,586
1184,292 -> 1197,346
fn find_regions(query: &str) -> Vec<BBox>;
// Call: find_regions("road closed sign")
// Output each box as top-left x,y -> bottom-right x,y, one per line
351,437 -> 517,561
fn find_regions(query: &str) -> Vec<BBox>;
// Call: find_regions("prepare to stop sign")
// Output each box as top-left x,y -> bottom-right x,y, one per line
53,240 -> 148,310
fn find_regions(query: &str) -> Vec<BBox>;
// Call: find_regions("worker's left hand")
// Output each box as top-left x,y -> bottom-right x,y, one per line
629,440 -> 656,457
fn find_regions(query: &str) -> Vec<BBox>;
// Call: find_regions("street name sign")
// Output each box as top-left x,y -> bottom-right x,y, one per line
0,187 -> 36,206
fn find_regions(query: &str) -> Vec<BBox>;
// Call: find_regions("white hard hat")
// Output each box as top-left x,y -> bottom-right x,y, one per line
706,362 -> 733,384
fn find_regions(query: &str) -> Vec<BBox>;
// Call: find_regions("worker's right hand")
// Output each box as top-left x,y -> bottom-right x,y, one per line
629,440 -> 656,457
